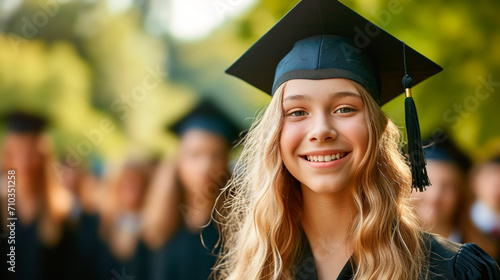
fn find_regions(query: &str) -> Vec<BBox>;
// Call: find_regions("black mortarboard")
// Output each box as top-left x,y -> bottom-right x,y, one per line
226,0 -> 441,103
423,137 -> 471,172
3,111 -> 47,133
169,99 -> 242,144
226,0 -> 443,192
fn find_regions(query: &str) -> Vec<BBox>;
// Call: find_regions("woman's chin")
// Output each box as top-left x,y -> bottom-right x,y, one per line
300,179 -> 352,195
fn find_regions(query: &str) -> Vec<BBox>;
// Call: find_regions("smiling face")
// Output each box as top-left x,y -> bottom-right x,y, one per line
178,129 -> 229,196
411,160 -> 462,228
473,162 -> 500,212
279,78 -> 369,194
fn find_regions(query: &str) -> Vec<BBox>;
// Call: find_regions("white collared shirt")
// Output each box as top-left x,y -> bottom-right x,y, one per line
471,201 -> 500,235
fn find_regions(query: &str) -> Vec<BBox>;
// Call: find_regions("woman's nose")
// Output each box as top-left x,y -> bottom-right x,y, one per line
308,113 -> 337,143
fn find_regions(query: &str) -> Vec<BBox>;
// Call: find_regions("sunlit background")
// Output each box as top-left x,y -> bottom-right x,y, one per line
1,0 -> 499,165
0,0 -> 499,279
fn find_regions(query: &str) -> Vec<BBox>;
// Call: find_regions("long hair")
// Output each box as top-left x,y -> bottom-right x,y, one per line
213,80 -> 428,280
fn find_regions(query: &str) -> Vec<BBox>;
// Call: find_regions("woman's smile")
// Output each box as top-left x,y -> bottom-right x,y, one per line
299,150 -> 352,169
280,78 -> 369,193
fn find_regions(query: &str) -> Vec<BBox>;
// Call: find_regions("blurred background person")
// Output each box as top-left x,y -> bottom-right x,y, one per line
60,160 -> 100,225
470,156 -> 500,262
97,161 -> 152,280
0,0 -> 498,278
59,160 -> 103,280
0,112 -> 78,280
143,99 -> 242,280
411,136 -> 472,243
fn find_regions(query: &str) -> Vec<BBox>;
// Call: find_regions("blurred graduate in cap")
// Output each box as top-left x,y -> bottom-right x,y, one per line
97,161 -> 152,280
142,99 -> 241,280
213,0 -> 500,279
469,155 -> 500,262
58,159 -> 102,280
411,136 -> 474,243
0,111 -> 79,280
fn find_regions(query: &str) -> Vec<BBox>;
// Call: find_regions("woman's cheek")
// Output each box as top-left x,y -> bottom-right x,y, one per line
280,122 -> 305,158
345,115 -> 369,158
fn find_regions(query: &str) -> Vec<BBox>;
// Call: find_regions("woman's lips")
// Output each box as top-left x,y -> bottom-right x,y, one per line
304,152 -> 349,162
299,151 -> 351,168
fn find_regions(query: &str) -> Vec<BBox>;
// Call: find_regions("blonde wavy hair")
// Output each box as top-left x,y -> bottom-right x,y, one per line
213,80 -> 428,280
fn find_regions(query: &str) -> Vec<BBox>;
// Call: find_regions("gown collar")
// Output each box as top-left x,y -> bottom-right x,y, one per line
294,233 -> 354,280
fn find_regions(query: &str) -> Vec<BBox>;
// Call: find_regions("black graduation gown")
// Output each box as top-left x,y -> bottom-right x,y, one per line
95,236 -> 150,280
294,234 -> 500,280
74,213 -> 101,280
0,218 -> 80,280
1,220 -> 42,280
149,222 -> 219,280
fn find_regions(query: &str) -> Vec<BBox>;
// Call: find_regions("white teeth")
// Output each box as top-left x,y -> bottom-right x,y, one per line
306,152 -> 348,162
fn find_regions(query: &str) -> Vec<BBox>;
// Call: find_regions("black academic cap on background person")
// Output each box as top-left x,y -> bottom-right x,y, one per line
168,99 -> 243,145
225,0 -> 444,192
423,136 -> 472,172
3,111 -> 48,133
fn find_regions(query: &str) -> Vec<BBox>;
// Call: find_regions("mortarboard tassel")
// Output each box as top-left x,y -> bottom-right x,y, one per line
402,42 -> 431,192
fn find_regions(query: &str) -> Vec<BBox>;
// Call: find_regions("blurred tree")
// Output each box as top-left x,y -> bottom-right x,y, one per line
193,0 -> 500,162
1,0 -> 498,165
0,0 -> 195,164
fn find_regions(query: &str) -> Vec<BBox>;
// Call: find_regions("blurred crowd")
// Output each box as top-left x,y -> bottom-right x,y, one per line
1,107 -> 500,280
412,134 -> 500,261
0,101 -> 234,280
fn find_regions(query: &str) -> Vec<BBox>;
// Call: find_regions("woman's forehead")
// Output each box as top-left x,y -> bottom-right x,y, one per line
282,78 -> 361,99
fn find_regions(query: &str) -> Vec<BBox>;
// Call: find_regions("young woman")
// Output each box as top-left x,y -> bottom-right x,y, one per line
143,99 -> 241,280
411,137 -> 472,243
470,156 -> 500,262
213,0 -> 500,279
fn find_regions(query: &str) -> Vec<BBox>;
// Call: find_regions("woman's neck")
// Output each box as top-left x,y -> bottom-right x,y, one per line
300,185 -> 355,279
301,185 -> 355,242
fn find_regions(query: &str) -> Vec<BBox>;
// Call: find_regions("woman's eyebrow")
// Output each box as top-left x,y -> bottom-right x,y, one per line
328,91 -> 362,99
283,94 -> 312,102
284,91 -> 361,102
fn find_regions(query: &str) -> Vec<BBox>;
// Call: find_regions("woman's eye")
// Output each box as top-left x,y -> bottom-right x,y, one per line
335,107 -> 354,114
289,110 -> 308,117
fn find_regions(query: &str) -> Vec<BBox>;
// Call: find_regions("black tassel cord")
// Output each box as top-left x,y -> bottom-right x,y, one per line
402,42 -> 431,192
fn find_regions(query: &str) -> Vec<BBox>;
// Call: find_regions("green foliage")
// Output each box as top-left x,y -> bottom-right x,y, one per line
1,0 -> 498,164
209,0 -> 500,161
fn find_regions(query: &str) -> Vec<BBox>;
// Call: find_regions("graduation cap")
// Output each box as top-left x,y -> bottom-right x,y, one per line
3,111 -> 48,133
226,0 -> 443,192
169,99 -> 242,145
423,137 -> 471,172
